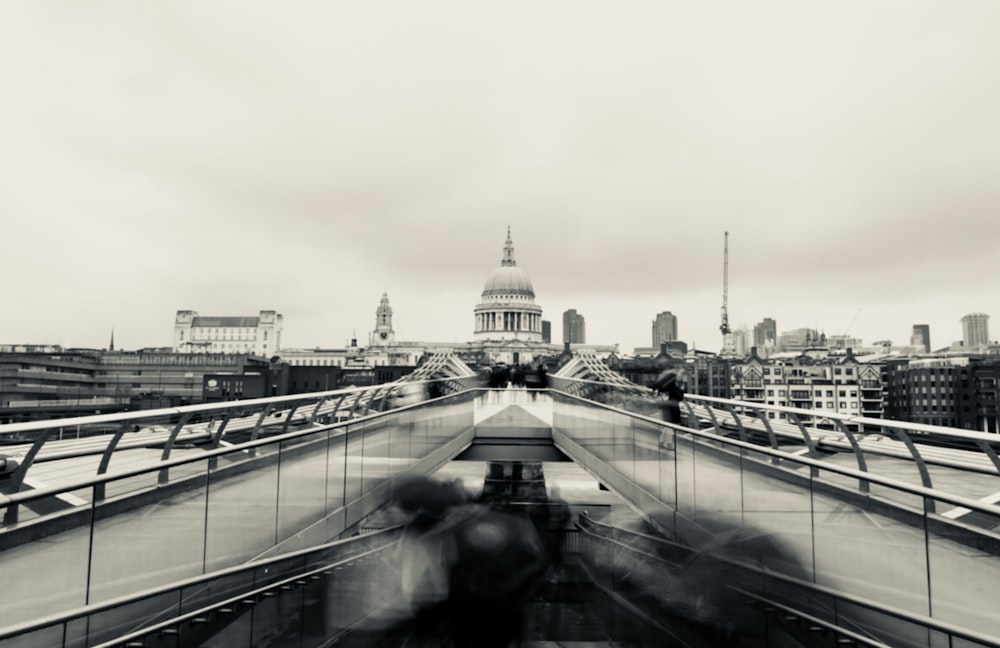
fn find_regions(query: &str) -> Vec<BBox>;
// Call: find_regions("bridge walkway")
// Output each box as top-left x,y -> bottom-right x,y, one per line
1,386 -> 999,646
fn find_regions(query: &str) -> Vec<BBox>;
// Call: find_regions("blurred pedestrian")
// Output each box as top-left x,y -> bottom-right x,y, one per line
390,476 -> 548,647
652,369 -> 685,425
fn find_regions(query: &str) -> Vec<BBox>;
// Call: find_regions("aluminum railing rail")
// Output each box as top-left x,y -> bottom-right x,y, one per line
548,375 -> 1000,492
0,376 -> 481,496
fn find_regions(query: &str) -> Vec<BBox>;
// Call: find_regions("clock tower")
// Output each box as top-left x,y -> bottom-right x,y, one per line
370,291 -> 395,346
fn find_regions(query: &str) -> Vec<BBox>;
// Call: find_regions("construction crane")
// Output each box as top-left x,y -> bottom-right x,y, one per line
720,231 -> 731,336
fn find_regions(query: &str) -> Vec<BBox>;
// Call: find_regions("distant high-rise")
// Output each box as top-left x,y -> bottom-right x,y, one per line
910,324 -> 931,353
541,320 -> 551,343
651,311 -> 678,346
961,313 -> 990,348
776,327 -> 823,353
563,309 -> 586,344
753,318 -> 777,348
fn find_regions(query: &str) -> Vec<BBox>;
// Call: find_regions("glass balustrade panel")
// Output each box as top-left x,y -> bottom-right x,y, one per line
88,470 -> 209,606
810,461 -> 930,621
326,430 -> 348,513
343,423 -> 364,506
925,493 -> 1000,643
0,500 -> 91,630
735,445 -> 815,582
204,447 -> 279,572
631,417 -> 667,502
276,430 -> 330,544
361,417 -> 394,496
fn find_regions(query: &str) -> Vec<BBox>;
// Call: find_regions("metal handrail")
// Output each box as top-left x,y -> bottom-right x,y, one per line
0,379 -> 450,437
551,376 -> 1000,491
547,389 -> 1000,520
0,378 -> 468,494
0,387 -> 483,511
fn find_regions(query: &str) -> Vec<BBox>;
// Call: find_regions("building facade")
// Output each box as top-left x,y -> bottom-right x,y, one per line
961,313 -> 990,348
473,228 -> 544,343
882,355 -> 1000,432
369,291 -> 395,346
882,357 -> 969,428
776,328 -> 825,353
910,324 -> 931,354
753,318 -> 777,350
729,348 -> 882,423
0,348 -> 267,422
173,310 -> 283,356
563,309 -> 586,344
651,311 -> 678,346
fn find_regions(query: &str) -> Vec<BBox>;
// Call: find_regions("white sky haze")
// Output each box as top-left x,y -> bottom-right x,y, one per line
2,1 -> 998,353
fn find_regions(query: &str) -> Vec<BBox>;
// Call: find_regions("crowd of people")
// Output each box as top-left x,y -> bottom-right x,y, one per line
384,475 -> 568,647
487,363 -> 548,389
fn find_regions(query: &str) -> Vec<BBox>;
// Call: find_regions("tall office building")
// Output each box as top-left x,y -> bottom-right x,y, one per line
753,318 -> 777,349
563,309 -> 586,344
651,311 -> 678,346
541,320 -> 551,343
961,313 -> 990,348
910,324 -> 931,353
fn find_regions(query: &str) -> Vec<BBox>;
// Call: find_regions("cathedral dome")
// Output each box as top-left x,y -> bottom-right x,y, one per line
482,265 -> 534,297
474,227 -> 543,343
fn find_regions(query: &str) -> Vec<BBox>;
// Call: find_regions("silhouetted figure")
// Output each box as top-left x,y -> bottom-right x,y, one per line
524,364 -> 548,390
544,486 -> 571,566
511,364 -> 525,387
390,476 -> 548,648
652,369 -> 685,425
489,363 -> 511,388
637,513 -> 811,645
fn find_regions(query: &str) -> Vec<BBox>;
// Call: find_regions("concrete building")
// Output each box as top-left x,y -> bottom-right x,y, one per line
882,355 -> 1000,432
651,311 -> 678,346
729,348 -> 882,423
961,313 -> 990,348
753,318 -> 777,350
911,324 -> 931,354
173,310 -> 283,356
731,326 -> 751,357
0,348 -> 267,422
776,328 -> 824,353
563,309 -> 586,344
882,357 -> 968,428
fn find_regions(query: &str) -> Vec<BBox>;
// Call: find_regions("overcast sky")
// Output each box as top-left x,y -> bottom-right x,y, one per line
2,1 -> 998,354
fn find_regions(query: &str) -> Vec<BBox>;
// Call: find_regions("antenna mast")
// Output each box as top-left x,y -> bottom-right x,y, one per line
720,231 -> 731,336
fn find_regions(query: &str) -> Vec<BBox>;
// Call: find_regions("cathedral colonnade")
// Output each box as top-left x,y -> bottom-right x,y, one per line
475,311 -> 542,333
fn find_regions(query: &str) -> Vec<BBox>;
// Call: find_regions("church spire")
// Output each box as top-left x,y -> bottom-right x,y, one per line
501,225 -> 516,267
109,327 -> 115,351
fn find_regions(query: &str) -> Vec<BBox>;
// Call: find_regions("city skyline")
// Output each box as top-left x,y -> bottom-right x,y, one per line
2,2 -> 999,354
